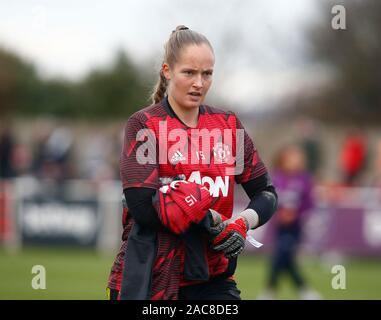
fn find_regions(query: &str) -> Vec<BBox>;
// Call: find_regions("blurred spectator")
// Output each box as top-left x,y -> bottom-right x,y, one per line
32,125 -> 74,181
77,132 -> 118,182
0,126 -> 16,179
296,117 -> 322,178
258,144 -> 320,300
11,144 -> 32,176
339,130 -> 367,186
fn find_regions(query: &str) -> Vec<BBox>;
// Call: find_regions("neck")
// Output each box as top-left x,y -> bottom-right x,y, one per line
168,95 -> 199,128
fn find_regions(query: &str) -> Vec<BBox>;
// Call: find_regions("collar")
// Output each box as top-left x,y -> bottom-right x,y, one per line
161,96 -> 205,128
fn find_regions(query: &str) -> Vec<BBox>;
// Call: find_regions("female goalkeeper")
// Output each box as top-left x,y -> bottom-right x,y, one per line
107,25 -> 278,300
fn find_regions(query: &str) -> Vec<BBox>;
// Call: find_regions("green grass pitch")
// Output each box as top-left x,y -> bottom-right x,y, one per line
0,247 -> 380,300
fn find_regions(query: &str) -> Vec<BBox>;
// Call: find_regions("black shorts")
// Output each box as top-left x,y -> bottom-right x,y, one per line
108,278 -> 241,300
179,278 -> 241,300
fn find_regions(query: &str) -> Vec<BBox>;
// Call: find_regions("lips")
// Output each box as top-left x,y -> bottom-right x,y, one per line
188,92 -> 202,102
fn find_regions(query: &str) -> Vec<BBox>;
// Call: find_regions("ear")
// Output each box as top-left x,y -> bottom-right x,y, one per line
162,63 -> 171,81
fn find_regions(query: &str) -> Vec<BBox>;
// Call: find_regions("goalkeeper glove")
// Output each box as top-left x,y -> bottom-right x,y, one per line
210,216 -> 249,259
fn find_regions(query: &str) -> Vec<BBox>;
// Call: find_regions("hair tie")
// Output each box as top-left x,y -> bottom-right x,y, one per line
172,26 -> 189,34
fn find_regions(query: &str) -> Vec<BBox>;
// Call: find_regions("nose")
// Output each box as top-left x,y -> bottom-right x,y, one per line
193,74 -> 203,89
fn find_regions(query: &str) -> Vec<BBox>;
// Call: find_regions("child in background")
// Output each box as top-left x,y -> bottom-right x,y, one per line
259,144 -> 321,300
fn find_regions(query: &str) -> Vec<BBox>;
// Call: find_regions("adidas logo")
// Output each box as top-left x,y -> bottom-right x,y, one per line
170,150 -> 186,164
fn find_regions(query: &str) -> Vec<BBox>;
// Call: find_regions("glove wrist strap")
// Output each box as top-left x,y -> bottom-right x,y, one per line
238,209 -> 259,230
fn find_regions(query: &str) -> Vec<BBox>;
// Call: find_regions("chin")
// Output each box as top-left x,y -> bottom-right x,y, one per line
186,101 -> 201,109
185,97 -> 204,109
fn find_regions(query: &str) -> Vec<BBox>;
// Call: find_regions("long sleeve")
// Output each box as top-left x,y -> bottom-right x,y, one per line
124,187 -> 163,230
241,173 -> 278,228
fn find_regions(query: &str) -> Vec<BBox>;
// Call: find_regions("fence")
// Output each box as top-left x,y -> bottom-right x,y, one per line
0,177 -> 122,255
1,178 -> 381,257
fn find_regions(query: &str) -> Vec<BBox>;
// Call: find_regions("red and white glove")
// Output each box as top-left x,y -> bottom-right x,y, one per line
210,217 -> 249,259
154,179 -> 213,234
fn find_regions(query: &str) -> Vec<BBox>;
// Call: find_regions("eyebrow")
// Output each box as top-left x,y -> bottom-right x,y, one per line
181,67 -> 214,72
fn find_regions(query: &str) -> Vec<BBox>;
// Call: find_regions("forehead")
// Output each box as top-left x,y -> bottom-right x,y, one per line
287,147 -> 305,158
175,44 -> 215,69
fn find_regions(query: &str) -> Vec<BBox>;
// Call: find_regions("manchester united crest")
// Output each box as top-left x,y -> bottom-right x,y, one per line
213,142 -> 231,164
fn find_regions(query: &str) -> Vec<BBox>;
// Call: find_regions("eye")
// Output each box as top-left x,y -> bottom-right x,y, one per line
203,71 -> 213,78
183,70 -> 194,75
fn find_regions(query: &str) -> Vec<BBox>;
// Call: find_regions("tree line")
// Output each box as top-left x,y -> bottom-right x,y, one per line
0,48 -> 152,119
